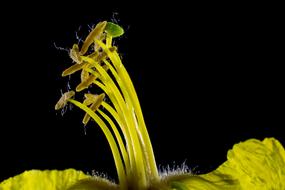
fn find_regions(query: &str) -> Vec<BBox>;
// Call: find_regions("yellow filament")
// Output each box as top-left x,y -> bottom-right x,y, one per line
82,57 -> 147,187
106,34 -> 112,48
97,109 -> 130,173
100,101 -> 136,179
113,52 -> 159,180
90,71 -> 137,181
67,99 -> 127,190
101,102 -> 128,150
107,43 -> 158,179
101,59 -> 151,177
95,39 -> 159,179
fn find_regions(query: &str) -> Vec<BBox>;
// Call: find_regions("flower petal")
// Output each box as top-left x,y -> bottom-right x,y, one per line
169,138 -> 285,190
0,169 -> 89,190
210,138 -> 285,189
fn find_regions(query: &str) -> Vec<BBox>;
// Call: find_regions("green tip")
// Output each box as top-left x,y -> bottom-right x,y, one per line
105,22 -> 124,38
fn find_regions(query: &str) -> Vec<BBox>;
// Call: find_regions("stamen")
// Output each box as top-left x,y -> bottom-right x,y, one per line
96,52 -> 107,62
76,65 -> 109,92
109,46 -> 117,52
80,21 -> 107,55
83,93 -> 99,106
76,74 -> 98,92
80,69 -> 90,83
57,21 -> 160,189
69,44 -> 82,64
98,109 -> 131,173
67,99 -> 127,189
94,33 -> 106,51
55,90 -> 75,110
81,55 -> 148,188
82,93 -> 105,125
95,39 -> 160,180
106,34 -> 112,48
62,62 -> 87,77
87,51 -> 99,59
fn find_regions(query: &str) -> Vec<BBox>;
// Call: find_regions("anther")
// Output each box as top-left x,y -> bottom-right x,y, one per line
62,62 -> 87,77
82,93 -> 105,125
55,91 -> 75,110
80,21 -> 107,55
69,44 -> 82,64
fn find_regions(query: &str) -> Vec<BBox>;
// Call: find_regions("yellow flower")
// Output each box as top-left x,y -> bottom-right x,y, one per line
1,21 -> 284,190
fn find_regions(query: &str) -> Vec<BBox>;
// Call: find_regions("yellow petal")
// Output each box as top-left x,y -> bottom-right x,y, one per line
210,137 -> 285,190
0,169 -> 89,190
170,138 -> 285,190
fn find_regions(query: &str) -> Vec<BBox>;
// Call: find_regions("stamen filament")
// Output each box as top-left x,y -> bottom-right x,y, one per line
101,58 -> 152,179
67,99 -> 127,190
101,101 -> 131,163
83,59 -> 148,187
92,80 -> 137,176
95,39 -> 159,180
97,109 -> 130,174
106,34 -> 113,48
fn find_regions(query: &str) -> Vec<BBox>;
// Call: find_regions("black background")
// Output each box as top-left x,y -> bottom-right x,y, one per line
0,2 -> 283,182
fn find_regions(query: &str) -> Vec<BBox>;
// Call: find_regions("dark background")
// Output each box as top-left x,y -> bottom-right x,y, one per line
0,2 -> 283,182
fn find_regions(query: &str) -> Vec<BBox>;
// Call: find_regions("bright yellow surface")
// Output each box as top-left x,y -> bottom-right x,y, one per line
175,138 -> 285,190
0,169 -> 89,190
1,138 -> 284,190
